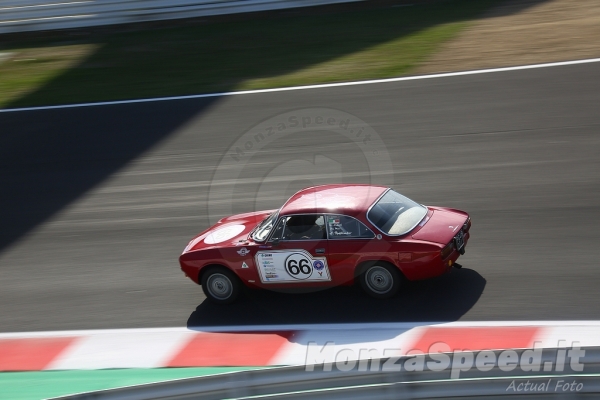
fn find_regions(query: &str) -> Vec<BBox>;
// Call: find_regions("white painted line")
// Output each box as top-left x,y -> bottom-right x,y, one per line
0,2 -> 92,12
0,14 -> 94,25
3,321 -> 600,339
1,58 -> 600,113
0,326 -> 192,339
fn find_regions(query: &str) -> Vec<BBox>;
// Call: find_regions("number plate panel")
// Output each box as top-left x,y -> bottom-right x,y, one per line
255,250 -> 331,283
454,230 -> 465,251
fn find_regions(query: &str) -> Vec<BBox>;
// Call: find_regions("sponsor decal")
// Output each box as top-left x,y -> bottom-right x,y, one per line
237,247 -> 250,256
241,262 -> 249,269
313,260 -> 325,271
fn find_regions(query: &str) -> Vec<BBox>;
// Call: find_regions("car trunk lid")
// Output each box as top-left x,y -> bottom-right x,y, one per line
411,208 -> 467,244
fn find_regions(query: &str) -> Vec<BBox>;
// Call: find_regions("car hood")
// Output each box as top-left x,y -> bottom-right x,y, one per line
411,207 -> 468,245
183,209 -> 275,253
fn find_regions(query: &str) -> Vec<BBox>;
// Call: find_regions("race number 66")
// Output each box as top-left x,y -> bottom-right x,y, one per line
284,253 -> 312,280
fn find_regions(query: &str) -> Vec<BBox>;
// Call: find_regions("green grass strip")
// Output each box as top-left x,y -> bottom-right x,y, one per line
0,367 -> 254,400
0,0 -> 500,109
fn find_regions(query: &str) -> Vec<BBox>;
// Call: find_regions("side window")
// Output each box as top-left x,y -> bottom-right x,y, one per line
277,214 -> 326,240
326,215 -> 375,239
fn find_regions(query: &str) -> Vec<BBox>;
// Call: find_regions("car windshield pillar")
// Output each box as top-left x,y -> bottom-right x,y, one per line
251,212 -> 278,242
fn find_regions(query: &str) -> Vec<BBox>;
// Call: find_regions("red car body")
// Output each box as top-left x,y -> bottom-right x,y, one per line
179,184 -> 470,299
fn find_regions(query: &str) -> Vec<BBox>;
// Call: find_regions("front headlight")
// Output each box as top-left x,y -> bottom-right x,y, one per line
183,235 -> 203,254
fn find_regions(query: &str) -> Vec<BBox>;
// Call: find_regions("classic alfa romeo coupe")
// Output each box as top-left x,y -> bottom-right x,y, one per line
179,184 -> 470,303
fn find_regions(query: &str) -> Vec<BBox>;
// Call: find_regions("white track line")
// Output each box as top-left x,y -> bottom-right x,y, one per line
3,321 -> 600,338
1,58 -> 600,113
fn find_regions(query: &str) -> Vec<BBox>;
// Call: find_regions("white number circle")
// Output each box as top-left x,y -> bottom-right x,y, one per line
284,253 -> 313,280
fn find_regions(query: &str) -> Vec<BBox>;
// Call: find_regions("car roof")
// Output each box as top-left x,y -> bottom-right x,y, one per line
279,184 -> 388,217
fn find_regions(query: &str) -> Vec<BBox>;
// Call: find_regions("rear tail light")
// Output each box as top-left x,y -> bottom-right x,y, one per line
441,242 -> 454,259
463,217 -> 471,232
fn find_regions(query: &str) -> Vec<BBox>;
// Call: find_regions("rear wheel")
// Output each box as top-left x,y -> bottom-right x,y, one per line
359,262 -> 402,299
201,267 -> 241,304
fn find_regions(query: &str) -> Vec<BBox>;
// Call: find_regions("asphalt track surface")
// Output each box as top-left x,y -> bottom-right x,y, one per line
1,62 -> 599,333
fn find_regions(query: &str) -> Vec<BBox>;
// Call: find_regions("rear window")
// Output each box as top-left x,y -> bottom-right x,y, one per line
367,190 -> 427,235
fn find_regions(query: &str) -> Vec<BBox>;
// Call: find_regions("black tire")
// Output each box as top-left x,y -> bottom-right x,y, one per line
201,266 -> 241,304
359,262 -> 402,299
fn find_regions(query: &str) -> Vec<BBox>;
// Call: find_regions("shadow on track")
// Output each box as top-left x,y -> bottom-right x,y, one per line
0,98 -> 217,253
187,268 -> 485,327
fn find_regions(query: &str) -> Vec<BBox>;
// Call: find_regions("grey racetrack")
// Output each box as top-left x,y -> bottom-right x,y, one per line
1,62 -> 599,333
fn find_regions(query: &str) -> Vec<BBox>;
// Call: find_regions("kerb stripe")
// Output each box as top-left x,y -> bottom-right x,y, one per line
409,326 -> 542,353
167,331 -> 296,367
0,337 -> 77,371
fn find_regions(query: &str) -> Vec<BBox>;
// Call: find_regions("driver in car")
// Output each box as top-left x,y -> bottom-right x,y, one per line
284,215 -> 325,240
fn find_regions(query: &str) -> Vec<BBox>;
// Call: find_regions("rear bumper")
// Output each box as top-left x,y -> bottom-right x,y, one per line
444,231 -> 470,268
400,236 -> 469,281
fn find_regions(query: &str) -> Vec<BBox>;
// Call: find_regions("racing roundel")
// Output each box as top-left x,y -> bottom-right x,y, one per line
204,224 -> 245,244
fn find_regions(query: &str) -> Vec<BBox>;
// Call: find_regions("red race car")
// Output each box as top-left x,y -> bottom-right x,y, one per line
180,184 -> 470,303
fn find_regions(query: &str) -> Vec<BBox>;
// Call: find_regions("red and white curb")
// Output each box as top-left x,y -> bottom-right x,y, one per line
1,322 -> 600,371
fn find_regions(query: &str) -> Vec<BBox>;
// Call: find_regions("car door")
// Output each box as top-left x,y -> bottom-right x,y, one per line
325,214 -> 391,284
253,214 -> 330,287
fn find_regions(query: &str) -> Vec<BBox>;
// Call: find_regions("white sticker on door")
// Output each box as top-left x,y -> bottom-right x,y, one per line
255,250 -> 331,283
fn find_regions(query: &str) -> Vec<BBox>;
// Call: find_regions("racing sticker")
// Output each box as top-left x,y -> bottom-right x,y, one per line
255,250 -> 331,283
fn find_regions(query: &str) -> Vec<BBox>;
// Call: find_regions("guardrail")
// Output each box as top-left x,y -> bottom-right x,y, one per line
0,0 -> 363,34
55,347 -> 600,399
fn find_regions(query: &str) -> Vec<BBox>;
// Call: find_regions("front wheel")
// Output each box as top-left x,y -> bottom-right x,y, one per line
201,267 -> 241,304
359,262 -> 402,299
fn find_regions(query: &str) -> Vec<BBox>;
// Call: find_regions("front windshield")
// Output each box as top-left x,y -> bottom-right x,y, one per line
251,212 -> 278,242
367,190 -> 427,235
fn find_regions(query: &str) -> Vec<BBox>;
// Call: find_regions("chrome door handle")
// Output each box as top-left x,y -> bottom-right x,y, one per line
315,248 -> 325,254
